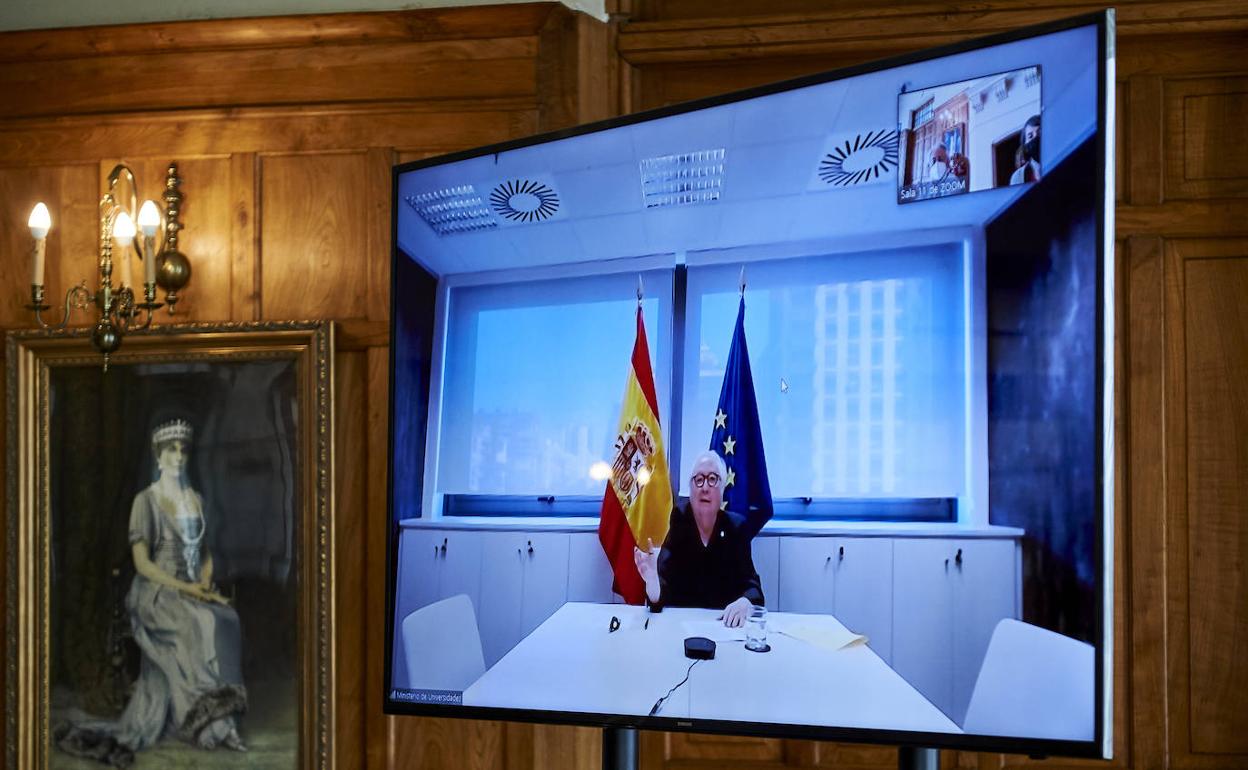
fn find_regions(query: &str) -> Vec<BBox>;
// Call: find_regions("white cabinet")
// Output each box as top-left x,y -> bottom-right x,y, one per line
777,537 -> 835,614
567,532 -> 615,603
751,536 -> 780,611
951,538 -> 1017,724
892,538 -> 1018,725
478,531 -> 572,667
832,537 -> 893,664
477,534 -> 527,668
892,539 -> 956,716
518,533 -> 571,640
777,537 -> 893,663
393,529 -> 483,687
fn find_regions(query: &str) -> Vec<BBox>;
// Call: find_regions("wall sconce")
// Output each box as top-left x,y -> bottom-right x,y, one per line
24,162 -> 190,368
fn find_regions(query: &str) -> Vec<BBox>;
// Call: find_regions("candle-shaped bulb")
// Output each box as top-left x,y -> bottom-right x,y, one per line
138,200 -> 161,237
113,211 -> 136,245
29,202 -> 49,287
28,202 -> 51,239
113,211 -> 136,288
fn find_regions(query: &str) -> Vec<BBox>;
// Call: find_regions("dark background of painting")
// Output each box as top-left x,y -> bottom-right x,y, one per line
48,358 -> 299,723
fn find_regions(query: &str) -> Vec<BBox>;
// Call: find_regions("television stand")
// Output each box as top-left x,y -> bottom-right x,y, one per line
899,747 -> 939,770
602,726 -> 639,770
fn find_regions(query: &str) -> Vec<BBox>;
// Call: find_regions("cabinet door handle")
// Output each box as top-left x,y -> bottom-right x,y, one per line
955,548 -> 963,568
527,540 -> 535,555
838,545 -> 845,561
440,538 -> 448,555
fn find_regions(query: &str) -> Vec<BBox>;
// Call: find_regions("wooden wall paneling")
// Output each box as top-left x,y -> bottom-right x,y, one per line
0,5 -> 569,64
1163,76 -> 1248,201
0,106 -> 538,168
98,156 -> 234,322
0,164 -> 98,330
1163,238 -> 1248,766
657,732 -> 786,766
0,38 -> 542,120
337,350 -> 370,770
504,722 -> 599,770
366,149 -> 395,325
366,346 -> 392,770
804,741 -> 896,768
0,349 -> 5,762
1126,76 -> 1163,207
390,716 -> 506,770
231,153 -> 260,322
259,152 -> 374,322
617,0 -> 1248,64
1125,234 -> 1166,770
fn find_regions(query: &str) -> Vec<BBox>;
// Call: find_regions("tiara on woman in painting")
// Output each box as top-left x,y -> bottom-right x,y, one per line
151,419 -> 193,445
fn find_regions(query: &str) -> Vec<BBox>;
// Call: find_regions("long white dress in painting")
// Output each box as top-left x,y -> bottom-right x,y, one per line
55,485 -> 246,765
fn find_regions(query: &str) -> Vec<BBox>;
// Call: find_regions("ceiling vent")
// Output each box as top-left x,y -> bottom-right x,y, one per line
490,178 -> 561,223
813,129 -> 899,188
640,149 -> 725,209
405,185 -> 497,236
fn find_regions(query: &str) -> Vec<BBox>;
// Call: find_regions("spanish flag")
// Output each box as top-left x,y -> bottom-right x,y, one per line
598,305 -> 673,605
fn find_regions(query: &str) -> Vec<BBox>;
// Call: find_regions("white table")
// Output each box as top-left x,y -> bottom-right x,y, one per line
462,602 -> 961,734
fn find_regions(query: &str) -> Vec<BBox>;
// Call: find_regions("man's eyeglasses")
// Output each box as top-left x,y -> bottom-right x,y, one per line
691,473 -> 721,488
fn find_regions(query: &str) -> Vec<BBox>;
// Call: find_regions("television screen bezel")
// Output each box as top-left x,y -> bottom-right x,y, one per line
383,9 -> 1115,760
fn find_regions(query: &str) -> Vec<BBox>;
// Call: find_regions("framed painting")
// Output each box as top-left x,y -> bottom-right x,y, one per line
6,321 -> 334,769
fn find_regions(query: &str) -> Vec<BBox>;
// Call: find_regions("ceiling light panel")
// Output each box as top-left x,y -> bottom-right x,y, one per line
640,149 -> 726,209
405,185 -> 498,236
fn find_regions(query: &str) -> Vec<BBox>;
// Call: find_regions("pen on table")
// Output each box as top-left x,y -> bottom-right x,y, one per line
644,616 -> 650,630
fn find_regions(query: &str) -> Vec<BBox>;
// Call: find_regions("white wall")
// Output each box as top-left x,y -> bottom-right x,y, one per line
0,0 -> 606,32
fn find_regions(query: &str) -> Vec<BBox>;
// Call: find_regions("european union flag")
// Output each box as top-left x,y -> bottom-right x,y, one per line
709,297 -> 772,539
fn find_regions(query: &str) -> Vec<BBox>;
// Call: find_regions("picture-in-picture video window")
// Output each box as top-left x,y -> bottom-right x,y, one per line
898,66 -> 1043,203
387,15 -> 1110,759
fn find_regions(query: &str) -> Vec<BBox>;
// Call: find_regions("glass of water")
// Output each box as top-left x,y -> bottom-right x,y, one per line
744,605 -> 770,652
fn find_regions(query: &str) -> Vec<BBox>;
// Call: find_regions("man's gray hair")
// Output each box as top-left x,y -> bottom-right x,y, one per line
688,449 -> 727,481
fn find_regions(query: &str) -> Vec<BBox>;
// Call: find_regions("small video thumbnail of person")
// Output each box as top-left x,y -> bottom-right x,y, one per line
897,66 -> 1042,204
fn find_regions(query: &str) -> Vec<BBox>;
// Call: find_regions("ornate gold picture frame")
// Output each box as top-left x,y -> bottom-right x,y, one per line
6,322 -> 334,769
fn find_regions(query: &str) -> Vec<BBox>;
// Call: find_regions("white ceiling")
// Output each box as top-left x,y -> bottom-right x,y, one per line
397,22 -> 1099,278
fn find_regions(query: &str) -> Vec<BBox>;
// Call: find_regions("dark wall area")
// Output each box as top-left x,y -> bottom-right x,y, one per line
985,135 -> 1099,643
391,251 -> 438,524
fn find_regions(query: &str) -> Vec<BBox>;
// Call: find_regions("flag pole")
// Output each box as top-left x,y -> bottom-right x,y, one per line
637,274 -> 644,307
739,265 -> 746,298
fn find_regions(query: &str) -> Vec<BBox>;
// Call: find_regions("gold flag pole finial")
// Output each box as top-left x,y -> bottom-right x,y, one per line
637,274 -> 644,307
739,265 -> 746,297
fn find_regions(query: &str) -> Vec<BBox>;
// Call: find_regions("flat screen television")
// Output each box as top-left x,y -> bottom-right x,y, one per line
385,10 -> 1114,762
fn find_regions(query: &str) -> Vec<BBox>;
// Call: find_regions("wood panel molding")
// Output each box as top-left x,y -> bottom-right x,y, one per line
0,3 -> 564,63
616,1 -> 1248,64
1164,77 -> 1248,200
0,103 -> 538,166
1162,238 -> 1248,766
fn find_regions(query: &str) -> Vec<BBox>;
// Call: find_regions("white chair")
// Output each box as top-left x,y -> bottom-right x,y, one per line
962,618 -> 1094,740
401,594 -> 486,692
